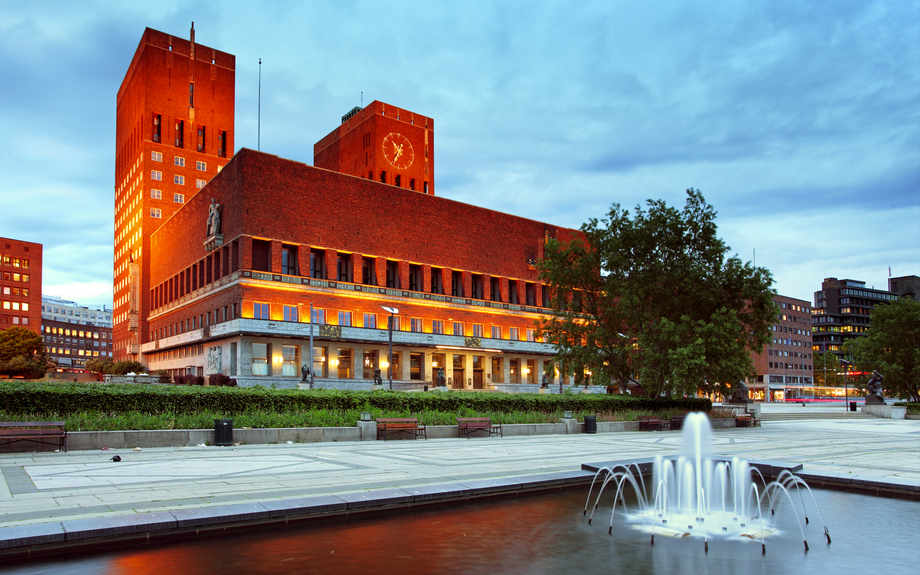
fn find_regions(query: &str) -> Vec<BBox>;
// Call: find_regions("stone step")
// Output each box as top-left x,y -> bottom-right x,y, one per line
761,411 -> 875,421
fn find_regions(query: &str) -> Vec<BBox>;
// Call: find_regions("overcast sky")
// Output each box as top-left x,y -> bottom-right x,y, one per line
1,0 -> 917,308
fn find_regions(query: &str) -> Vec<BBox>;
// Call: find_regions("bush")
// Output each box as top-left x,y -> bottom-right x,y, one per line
209,373 -> 237,387
111,360 -> 148,374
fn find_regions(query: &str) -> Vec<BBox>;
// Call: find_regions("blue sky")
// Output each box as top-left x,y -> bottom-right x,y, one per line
1,0 -> 917,307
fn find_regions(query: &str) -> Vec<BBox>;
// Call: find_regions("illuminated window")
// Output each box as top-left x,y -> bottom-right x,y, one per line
453,322 -> 463,336
364,313 -> 377,329
473,324 -> 483,338
432,320 -> 444,334
510,327 -> 520,340
253,302 -> 269,320
339,311 -> 352,326
251,343 -> 268,376
411,318 -> 422,332
283,305 -> 298,322
311,308 -> 325,324
491,326 -> 501,339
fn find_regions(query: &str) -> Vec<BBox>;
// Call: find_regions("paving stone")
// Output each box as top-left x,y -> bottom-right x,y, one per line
62,511 -> 177,540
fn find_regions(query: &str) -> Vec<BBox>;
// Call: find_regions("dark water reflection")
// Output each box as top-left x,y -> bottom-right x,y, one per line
3,488 -> 918,575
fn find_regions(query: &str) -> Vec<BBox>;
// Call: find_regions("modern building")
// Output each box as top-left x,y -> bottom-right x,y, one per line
812,277 -> 897,356
42,296 -> 112,328
113,24 -> 235,363
41,319 -> 113,370
0,237 -> 42,335
888,275 -> 919,302
750,294 -> 813,402
119,27 -> 579,389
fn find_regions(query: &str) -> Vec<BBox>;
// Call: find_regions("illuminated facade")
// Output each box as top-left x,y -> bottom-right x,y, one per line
0,237 -> 41,335
750,294 -> 813,402
812,277 -> 897,357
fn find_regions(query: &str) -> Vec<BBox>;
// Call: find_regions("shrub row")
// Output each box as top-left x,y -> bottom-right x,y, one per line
0,381 -> 711,417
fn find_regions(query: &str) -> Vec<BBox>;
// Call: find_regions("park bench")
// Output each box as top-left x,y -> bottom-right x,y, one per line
638,416 -> 662,431
735,414 -> 753,428
456,417 -> 502,439
668,414 -> 686,431
0,421 -> 67,452
376,418 -> 427,441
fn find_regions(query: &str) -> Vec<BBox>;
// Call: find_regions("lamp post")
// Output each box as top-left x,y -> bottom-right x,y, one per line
839,359 -> 851,412
308,303 -> 315,389
381,306 -> 399,390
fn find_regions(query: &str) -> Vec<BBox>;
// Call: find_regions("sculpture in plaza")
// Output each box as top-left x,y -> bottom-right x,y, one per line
865,370 -> 885,404
728,380 -> 751,403
437,368 -> 446,387
301,364 -> 310,382
373,368 -> 383,386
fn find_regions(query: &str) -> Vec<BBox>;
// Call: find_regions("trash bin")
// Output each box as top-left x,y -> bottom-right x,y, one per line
214,418 -> 234,446
583,415 -> 597,434
849,401 -> 857,412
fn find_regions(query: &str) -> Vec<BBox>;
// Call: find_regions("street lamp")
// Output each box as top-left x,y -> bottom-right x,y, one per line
381,306 -> 399,390
839,359 -> 851,413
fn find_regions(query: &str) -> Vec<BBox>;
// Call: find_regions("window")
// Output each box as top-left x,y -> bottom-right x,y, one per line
525,283 -> 536,306
196,161 -> 207,171
453,322 -> 463,336
253,302 -> 270,319
362,257 -> 377,285
364,313 -> 376,329
311,308 -> 325,324
174,175 -> 185,185
252,343 -> 268,376
389,316 -> 401,331
380,170 -> 386,183
338,311 -> 352,326
283,305 -> 298,322
218,130 -> 227,158
432,320 -> 444,334
527,329 -> 536,342
153,114 -> 162,142
386,260 -> 400,288
337,253 -> 353,282
491,277 -> 502,302
196,179 -> 206,188
471,274 -> 483,299
174,156 -> 185,167
151,170 -> 162,181
151,189 -> 162,199
452,271 -> 464,297
174,193 -> 185,203
310,249 -> 325,279
197,126 -> 206,153
282,245 -> 299,275
151,151 -> 162,162
431,268 -> 443,294
150,208 -> 162,218
509,327 -> 520,340
411,318 -> 422,332
473,324 -> 483,338
282,345 -> 297,376
409,178 -> 415,190
508,280 -> 519,304
408,264 -> 422,291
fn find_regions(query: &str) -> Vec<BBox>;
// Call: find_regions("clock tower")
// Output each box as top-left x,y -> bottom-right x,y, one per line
314,100 -> 434,195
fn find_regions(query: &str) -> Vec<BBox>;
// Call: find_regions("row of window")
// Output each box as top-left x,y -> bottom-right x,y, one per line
1,301 -> 29,311
151,304 -> 239,341
3,287 -> 28,296
41,306 -> 110,321
768,362 -> 812,371
768,349 -> 811,360
773,324 -> 811,336
1,315 -> 29,325
1,272 -> 29,283
41,326 -> 108,338
151,151 -> 209,171
0,256 -> 30,269
149,189 -> 187,203
272,245 -> 548,306
150,171 -> 206,188
45,348 -> 109,357
251,302 -> 539,341
365,170 -> 429,193
152,114 -> 228,157
43,337 -> 108,348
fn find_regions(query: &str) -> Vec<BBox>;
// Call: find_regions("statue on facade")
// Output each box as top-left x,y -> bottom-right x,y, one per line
301,364 -> 310,382
541,374 -> 548,388
373,368 -> 383,386
437,368 -> 446,387
865,371 -> 885,404
207,198 -> 222,236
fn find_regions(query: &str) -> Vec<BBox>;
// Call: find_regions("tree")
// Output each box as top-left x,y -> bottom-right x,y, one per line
847,298 -> 920,402
812,349 -> 841,387
85,357 -> 115,378
0,326 -> 52,379
538,189 -> 775,398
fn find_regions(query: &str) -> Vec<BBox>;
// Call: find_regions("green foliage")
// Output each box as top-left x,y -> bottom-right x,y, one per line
0,327 -> 51,378
0,382 -> 711,427
539,190 -> 775,398
847,298 -> 920,402
111,360 -> 148,374
84,357 -> 115,376
812,350 -> 842,387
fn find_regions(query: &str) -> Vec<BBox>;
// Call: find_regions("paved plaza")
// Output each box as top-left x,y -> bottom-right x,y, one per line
0,405 -> 917,537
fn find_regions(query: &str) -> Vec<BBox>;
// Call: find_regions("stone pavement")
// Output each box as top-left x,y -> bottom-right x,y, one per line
0,408 -> 917,555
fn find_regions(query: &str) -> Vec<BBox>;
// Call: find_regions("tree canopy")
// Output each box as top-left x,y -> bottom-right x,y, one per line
0,326 -> 52,379
846,297 -> 920,402
538,189 -> 776,398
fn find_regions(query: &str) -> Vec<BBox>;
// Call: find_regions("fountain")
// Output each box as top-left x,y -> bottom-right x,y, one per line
583,412 -> 831,555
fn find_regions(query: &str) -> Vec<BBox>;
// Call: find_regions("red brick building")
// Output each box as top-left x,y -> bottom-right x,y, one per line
750,294 -> 813,401
113,24 -> 235,361
0,237 -> 41,335
314,101 -> 434,195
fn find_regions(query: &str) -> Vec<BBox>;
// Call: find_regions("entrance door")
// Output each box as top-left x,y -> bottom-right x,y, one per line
473,370 -> 484,389
453,369 -> 464,389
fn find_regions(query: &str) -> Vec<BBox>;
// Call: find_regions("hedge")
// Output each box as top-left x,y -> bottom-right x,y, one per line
0,381 -> 711,416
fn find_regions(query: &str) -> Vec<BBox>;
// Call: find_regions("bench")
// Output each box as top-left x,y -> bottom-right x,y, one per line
668,414 -> 686,431
0,421 -> 67,452
376,418 -> 427,441
735,414 -> 753,428
638,416 -> 662,431
456,417 -> 502,439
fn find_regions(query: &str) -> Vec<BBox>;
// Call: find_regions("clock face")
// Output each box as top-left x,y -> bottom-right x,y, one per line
382,132 -> 414,170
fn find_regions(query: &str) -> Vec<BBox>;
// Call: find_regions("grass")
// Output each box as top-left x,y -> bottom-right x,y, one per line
0,407 -> 724,431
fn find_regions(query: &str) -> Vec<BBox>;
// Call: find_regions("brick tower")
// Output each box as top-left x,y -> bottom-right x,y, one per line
113,24 -> 235,361
314,101 -> 434,195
